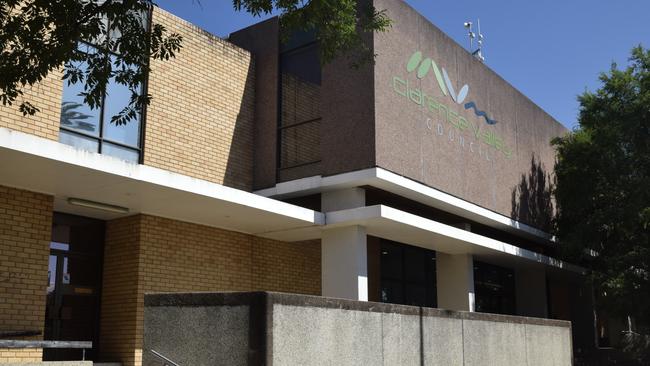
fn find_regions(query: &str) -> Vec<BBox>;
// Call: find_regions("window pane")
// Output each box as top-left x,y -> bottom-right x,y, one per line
59,130 -> 99,153
380,243 -> 403,280
60,59 -> 101,136
47,255 -> 57,295
279,120 -> 320,168
405,284 -> 427,306
50,242 -> 70,251
380,241 -> 437,308
381,280 -> 404,304
102,56 -> 141,147
280,44 -> 321,127
102,142 -> 139,163
473,261 -> 516,315
404,247 -> 426,283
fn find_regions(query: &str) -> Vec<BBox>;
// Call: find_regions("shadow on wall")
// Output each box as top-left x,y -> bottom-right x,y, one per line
223,61 -> 256,191
510,155 -> 555,232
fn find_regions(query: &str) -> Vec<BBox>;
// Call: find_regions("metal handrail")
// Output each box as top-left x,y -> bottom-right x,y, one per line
149,349 -> 180,366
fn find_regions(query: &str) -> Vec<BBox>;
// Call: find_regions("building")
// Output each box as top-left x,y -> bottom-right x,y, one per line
0,0 -> 607,364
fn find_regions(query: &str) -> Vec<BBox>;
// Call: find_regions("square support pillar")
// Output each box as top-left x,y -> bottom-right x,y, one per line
436,253 -> 475,311
321,226 -> 368,301
321,187 -> 365,212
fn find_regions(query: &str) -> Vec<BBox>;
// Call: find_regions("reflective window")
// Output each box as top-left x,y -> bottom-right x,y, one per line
59,12 -> 148,163
474,261 -> 516,315
380,241 -> 437,308
47,255 -> 57,295
59,57 -> 101,137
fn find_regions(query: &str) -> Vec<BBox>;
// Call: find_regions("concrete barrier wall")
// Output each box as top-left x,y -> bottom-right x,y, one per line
143,292 -> 572,366
1,363 -> 92,366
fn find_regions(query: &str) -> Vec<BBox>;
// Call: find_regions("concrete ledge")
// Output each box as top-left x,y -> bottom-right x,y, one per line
144,291 -> 570,328
144,292 -> 572,366
0,363 -> 91,366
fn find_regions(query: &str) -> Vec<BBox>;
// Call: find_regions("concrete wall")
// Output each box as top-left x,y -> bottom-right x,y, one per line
0,362 -> 92,366
0,186 -> 54,363
2,361 -> 93,366
100,215 -> 321,366
436,253 -> 475,311
143,292 -> 573,366
373,0 -> 566,224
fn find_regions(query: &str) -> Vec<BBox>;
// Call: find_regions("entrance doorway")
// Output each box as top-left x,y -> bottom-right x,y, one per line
45,213 -> 105,361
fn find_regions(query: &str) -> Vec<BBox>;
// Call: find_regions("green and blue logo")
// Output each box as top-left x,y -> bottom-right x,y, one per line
406,51 -> 497,125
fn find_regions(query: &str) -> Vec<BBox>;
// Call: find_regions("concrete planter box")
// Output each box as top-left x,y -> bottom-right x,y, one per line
144,292 -> 572,366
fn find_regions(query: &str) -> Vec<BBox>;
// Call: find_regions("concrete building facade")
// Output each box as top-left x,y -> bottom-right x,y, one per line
0,1 -> 607,364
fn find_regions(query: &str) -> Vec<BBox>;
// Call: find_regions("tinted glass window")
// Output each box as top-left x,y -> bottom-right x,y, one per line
278,38 -> 321,170
380,241 -> 437,308
474,261 -> 516,315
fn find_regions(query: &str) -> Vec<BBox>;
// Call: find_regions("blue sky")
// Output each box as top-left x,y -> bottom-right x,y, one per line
156,0 -> 649,130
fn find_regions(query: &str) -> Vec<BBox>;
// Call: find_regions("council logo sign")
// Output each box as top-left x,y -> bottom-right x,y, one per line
407,51 -> 497,125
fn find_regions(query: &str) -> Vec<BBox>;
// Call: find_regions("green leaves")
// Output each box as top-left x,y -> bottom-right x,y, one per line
0,0 -> 182,125
235,0 -> 391,68
553,46 -> 650,331
2,0 -> 390,126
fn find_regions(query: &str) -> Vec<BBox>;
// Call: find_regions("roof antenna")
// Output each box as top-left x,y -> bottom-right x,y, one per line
464,19 -> 485,63
463,21 -> 475,52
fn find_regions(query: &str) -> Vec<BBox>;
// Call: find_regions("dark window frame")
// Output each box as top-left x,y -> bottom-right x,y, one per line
276,39 -> 322,172
59,11 -> 152,164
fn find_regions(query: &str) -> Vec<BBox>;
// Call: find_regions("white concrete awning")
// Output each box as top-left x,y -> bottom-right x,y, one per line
0,128 -> 581,274
255,168 -> 554,244
263,205 -> 582,273
0,128 -> 323,235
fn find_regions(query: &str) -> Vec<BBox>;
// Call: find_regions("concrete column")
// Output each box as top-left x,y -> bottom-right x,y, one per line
515,265 -> 548,318
321,187 -> 365,212
321,226 -> 368,301
436,253 -> 475,311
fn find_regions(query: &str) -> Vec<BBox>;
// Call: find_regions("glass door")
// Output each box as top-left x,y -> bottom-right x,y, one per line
44,214 -> 105,361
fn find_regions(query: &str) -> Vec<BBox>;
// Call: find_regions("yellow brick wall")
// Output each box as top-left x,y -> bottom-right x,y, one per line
0,8 -> 256,191
0,348 -> 44,363
98,215 -> 143,366
100,214 -> 321,366
144,9 -> 255,190
252,238 -> 321,294
0,70 -> 63,141
0,186 -> 54,363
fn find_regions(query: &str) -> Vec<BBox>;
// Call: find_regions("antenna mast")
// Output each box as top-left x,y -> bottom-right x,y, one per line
464,18 -> 485,62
